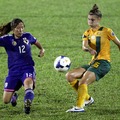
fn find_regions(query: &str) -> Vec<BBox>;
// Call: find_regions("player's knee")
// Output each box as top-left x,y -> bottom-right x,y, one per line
3,99 -> 10,104
24,78 -> 33,85
65,72 -> 70,80
24,78 -> 33,89
65,72 -> 73,82
3,93 -> 12,104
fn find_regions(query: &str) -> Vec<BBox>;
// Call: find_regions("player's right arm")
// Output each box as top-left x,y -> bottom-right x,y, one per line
0,36 -> 6,47
82,38 -> 97,55
82,30 -> 97,55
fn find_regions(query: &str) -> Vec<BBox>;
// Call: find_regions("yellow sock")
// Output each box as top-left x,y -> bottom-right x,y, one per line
76,84 -> 88,108
70,79 -> 79,92
85,94 -> 90,101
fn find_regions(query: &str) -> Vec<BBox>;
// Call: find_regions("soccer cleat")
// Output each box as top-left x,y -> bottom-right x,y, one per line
11,93 -> 18,107
85,97 -> 94,106
66,106 -> 85,112
24,99 -> 32,114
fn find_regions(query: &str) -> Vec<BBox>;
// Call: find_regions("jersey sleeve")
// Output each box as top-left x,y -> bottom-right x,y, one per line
0,35 -> 7,47
26,33 -> 37,44
30,35 -> 37,44
82,30 -> 89,41
107,28 -> 117,41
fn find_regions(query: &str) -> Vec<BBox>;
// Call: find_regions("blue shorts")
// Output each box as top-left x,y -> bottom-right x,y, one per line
4,66 -> 36,92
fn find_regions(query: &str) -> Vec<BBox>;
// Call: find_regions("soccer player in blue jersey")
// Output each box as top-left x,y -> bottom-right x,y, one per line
0,18 -> 45,114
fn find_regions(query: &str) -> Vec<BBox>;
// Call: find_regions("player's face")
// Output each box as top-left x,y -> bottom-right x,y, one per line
13,22 -> 24,39
88,15 -> 101,28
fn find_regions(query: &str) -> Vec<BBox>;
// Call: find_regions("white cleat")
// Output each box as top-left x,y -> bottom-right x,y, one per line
66,106 -> 85,112
85,97 -> 94,106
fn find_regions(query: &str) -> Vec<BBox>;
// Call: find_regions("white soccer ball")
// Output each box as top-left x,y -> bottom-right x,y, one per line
54,56 -> 71,72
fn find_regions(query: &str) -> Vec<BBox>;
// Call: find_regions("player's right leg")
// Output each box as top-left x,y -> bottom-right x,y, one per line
65,67 -> 86,91
3,76 -> 21,106
10,92 -> 18,106
3,91 -> 13,104
66,67 -> 86,82
65,66 -> 94,112
3,91 -> 18,107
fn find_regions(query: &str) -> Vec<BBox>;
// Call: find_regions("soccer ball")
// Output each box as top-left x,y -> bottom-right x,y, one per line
54,56 -> 71,72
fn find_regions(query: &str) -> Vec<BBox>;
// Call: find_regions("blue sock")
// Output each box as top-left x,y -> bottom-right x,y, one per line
24,88 -> 34,102
11,93 -> 18,103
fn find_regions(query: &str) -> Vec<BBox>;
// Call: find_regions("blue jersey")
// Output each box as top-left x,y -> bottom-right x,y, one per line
0,32 -> 37,70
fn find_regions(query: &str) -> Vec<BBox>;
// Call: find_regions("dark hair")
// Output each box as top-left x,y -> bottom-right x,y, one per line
0,18 -> 24,36
89,4 -> 102,18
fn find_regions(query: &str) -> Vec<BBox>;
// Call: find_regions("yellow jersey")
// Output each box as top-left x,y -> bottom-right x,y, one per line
82,27 -> 117,62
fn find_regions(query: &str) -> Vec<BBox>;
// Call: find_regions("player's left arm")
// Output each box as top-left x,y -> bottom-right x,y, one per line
112,36 -> 120,51
34,40 -> 45,57
107,28 -> 120,51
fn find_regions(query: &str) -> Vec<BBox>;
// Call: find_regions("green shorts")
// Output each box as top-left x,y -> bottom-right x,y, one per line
81,60 -> 111,81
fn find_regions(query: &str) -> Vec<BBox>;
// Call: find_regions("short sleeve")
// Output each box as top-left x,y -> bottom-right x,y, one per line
0,35 -> 7,47
25,32 -> 37,44
82,30 -> 89,41
107,28 -> 117,41
30,35 -> 37,44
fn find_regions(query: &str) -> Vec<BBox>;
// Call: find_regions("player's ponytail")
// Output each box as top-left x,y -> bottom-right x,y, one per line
89,4 -> 102,18
0,22 -> 11,36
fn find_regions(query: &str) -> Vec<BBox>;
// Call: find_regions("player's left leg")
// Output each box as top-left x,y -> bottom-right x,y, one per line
23,77 -> 35,114
22,66 -> 36,114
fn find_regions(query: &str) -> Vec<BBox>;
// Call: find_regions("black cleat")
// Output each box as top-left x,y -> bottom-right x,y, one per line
24,99 -> 32,114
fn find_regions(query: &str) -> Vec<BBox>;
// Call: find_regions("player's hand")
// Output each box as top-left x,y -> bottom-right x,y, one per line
89,49 -> 97,55
38,49 -> 45,57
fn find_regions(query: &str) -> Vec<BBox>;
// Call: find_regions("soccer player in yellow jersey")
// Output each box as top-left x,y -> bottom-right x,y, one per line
66,4 -> 120,112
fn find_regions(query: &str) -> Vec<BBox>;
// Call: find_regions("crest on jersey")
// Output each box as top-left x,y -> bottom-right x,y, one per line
23,38 -> 29,44
12,40 -> 17,46
91,35 -> 96,40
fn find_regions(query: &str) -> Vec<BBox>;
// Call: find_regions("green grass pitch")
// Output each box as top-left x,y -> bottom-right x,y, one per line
0,0 -> 120,120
